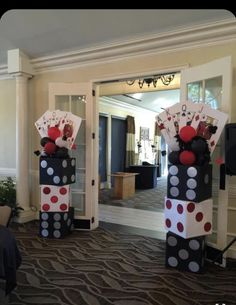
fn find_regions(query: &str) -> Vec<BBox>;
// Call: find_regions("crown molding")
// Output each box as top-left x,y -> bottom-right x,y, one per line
30,19 -> 236,74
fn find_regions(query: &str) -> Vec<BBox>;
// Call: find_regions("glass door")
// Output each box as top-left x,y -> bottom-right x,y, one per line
180,57 -> 232,264
49,83 -> 98,230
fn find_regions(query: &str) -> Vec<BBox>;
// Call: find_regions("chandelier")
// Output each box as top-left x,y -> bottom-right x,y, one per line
126,73 -> 175,89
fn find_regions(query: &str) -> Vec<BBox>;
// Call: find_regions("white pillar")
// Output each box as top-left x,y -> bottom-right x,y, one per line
14,73 -> 35,222
16,74 -> 29,209
8,49 -> 36,223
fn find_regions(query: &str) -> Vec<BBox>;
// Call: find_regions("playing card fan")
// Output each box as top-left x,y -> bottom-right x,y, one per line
156,101 -> 228,273
35,110 -> 82,156
34,110 -> 82,239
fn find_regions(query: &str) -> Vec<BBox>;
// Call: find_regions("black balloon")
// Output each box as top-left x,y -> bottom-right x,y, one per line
40,137 -> 52,147
168,150 -> 180,165
196,153 -> 210,166
54,147 -> 69,158
191,137 -> 207,154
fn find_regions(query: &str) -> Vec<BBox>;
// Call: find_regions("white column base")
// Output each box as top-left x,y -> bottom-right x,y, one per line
14,209 -> 37,223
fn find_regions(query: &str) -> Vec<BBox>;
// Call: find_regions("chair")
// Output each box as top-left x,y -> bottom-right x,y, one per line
0,206 -> 12,227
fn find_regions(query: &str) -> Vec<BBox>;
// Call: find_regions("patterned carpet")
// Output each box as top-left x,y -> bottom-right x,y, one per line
99,178 -> 167,212
8,221 -> 236,305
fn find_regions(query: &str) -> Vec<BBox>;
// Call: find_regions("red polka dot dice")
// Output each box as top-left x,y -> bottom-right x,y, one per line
40,185 -> 70,212
164,197 -> 212,239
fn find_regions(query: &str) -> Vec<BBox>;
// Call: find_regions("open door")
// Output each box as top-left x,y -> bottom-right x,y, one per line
180,56 -> 232,263
49,82 -> 98,230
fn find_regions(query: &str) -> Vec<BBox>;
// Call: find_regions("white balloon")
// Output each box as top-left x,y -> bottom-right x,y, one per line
168,138 -> 180,151
55,137 -> 68,148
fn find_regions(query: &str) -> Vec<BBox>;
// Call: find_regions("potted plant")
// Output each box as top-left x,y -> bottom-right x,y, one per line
0,177 -> 24,218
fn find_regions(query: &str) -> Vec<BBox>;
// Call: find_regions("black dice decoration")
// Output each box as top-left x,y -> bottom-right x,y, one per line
156,101 -> 228,273
39,207 -> 74,238
167,164 -> 212,202
40,157 -> 76,186
166,231 -> 205,273
35,110 -> 82,238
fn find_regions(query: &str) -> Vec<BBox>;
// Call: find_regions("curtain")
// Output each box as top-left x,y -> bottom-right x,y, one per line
125,116 -> 135,168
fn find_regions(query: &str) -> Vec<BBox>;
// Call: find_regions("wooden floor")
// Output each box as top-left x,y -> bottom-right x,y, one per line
99,204 -> 166,240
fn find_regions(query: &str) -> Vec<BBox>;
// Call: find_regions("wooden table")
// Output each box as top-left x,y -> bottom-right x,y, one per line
111,172 -> 139,199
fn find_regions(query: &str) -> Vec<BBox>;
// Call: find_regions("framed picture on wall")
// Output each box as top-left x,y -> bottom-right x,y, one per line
140,127 -> 149,140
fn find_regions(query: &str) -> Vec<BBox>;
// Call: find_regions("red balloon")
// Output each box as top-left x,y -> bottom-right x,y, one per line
48,127 -> 61,141
179,126 -> 196,143
179,150 -> 196,165
44,142 -> 57,155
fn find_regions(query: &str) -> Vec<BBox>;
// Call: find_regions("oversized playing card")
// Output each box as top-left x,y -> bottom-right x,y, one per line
61,113 -> 82,149
178,101 -> 202,129
190,103 -> 228,154
35,110 -> 53,138
155,113 -> 174,148
35,110 -> 82,150
157,107 -> 177,138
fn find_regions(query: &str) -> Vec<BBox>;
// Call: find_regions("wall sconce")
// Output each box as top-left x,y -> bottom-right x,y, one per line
126,73 -> 176,89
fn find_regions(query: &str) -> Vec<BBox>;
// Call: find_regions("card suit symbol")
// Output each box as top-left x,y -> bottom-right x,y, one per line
159,123 -> 165,130
168,116 -> 171,121
182,112 -> 186,117
210,140 -> 215,147
195,114 -> 199,121
215,157 -> 224,165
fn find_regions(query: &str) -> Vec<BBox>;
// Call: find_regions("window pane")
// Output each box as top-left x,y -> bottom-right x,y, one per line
205,76 -> 222,109
71,95 -> 86,118
55,95 -> 70,111
187,81 -> 203,103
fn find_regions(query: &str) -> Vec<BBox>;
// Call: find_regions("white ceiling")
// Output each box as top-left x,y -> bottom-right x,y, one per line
0,9 -> 234,66
1,9 -> 234,113
107,89 -> 180,113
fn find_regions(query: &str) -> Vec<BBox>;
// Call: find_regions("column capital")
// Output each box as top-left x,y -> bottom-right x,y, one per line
8,49 -> 35,76
11,72 -> 33,80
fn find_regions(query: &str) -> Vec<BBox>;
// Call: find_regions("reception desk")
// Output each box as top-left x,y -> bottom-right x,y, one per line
111,172 -> 139,199
129,165 -> 158,189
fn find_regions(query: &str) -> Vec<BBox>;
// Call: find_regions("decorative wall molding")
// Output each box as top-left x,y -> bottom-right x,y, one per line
30,19 -> 236,74
0,64 -> 11,79
0,167 -> 16,176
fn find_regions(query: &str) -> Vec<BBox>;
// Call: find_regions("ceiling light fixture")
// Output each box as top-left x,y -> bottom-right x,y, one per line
126,73 -> 176,89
